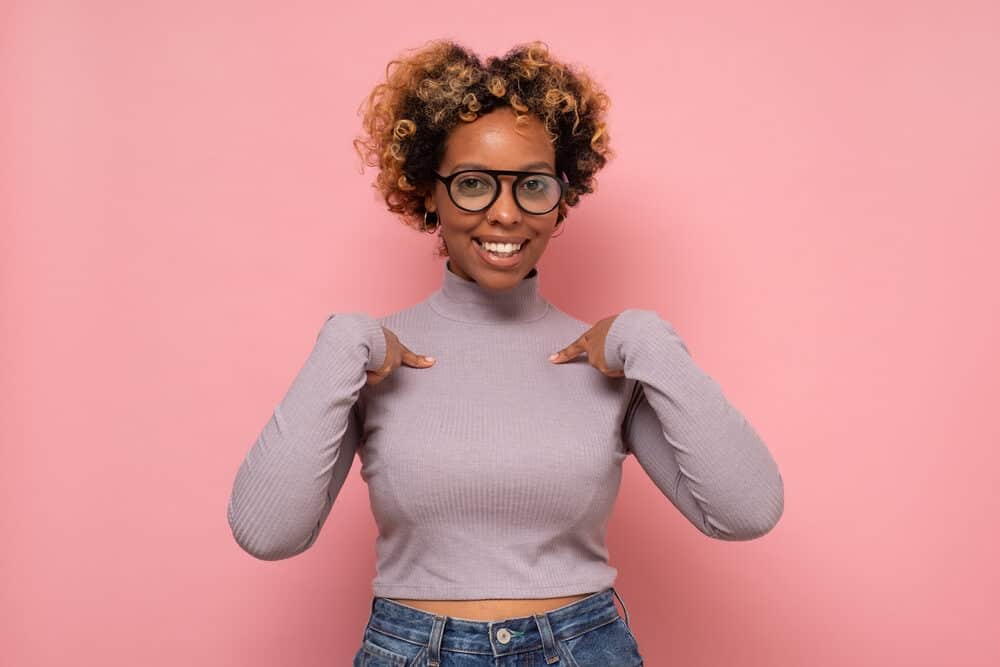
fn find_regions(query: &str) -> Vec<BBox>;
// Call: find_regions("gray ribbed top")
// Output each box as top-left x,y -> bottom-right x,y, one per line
227,261 -> 784,599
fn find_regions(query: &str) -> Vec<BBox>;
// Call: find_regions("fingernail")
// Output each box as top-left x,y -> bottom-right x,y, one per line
424,356 -> 434,362
548,353 -> 559,361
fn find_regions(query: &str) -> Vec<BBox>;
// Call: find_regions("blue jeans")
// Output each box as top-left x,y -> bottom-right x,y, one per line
352,587 -> 643,666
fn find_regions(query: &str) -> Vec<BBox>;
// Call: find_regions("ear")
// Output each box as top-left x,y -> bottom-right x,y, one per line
424,191 -> 436,213
556,200 -> 568,222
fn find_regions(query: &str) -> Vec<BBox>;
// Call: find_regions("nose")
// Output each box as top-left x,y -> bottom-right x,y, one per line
485,176 -> 522,224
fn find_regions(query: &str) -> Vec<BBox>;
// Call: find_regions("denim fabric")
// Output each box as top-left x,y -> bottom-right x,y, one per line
352,587 -> 643,666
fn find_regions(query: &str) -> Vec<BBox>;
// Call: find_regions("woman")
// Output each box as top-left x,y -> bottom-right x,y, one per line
227,39 -> 784,666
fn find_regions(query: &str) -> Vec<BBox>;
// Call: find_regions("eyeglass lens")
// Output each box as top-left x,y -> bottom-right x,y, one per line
448,171 -> 561,214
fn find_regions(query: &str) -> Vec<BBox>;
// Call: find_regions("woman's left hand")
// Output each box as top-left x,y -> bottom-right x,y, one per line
548,313 -> 625,378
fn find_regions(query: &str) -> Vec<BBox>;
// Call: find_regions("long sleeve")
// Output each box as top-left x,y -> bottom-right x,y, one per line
605,308 -> 784,540
226,312 -> 387,560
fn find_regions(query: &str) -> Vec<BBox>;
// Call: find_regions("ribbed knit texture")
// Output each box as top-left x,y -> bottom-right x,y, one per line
227,261 -> 784,599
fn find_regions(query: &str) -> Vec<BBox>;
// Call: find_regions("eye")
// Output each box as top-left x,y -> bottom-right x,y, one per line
518,176 -> 554,196
455,176 -> 492,194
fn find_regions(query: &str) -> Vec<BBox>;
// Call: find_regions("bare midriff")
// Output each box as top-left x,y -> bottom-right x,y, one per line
387,592 -> 598,621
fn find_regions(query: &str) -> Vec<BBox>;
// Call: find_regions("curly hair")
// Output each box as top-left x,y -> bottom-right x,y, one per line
353,39 -> 614,257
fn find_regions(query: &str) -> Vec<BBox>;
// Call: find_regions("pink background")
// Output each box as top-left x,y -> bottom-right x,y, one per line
3,1 -> 997,665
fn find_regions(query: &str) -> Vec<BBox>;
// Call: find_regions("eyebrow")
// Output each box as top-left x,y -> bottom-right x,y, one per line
449,161 -> 555,173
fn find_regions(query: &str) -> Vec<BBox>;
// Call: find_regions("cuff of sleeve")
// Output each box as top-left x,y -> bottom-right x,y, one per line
320,312 -> 387,373
603,308 -> 668,372
354,313 -> 387,372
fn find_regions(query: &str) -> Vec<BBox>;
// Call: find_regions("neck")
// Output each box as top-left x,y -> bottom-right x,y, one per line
428,261 -> 549,324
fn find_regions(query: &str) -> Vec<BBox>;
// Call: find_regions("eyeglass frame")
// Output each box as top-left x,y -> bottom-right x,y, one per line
432,168 -> 568,215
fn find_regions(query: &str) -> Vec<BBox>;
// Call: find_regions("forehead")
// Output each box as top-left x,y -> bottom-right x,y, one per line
441,107 -> 555,170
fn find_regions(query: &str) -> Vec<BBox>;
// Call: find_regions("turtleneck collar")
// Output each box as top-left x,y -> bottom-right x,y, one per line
428,260 -> 550,324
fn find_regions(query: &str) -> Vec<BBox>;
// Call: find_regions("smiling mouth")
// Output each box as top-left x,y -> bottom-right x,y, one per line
472,238 -> 529,257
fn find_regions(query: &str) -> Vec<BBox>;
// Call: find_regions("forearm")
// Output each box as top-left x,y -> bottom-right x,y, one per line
607,308 -> 784,540
226,312 -> 386,559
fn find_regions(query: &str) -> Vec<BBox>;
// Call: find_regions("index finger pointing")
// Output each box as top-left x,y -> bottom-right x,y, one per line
549,337 -> 586,363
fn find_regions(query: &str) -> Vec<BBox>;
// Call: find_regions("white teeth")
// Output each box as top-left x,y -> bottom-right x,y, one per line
476,239 -> 524,253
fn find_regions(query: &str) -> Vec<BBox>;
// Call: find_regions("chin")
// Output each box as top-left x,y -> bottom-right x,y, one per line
481,267 -> 532,286
461,265 -> 509,285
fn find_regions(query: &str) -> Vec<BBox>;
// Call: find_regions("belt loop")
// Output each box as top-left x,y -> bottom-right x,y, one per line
532,612 -> 561,664
426,614 -> 447,666
611,586 -> 631,628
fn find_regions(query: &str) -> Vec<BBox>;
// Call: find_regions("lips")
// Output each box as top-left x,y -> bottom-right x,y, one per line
473,238 -> 529,250
472,236 -> 527,268
472,236 -> 530,245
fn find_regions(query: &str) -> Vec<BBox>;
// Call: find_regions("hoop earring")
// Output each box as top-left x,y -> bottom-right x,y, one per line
421,210 -> 439,233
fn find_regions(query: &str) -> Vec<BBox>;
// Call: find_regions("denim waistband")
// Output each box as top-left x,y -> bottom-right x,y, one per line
366,586 -> 631,658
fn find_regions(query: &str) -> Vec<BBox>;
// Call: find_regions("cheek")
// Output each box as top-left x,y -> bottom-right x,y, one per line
530,236 -> 551,253
439,209 -> 481,235
536,216 -> 561,238
438,221 -> 476,249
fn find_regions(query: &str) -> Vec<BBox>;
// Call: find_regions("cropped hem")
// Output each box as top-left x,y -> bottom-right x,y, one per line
371,579 -> 617,600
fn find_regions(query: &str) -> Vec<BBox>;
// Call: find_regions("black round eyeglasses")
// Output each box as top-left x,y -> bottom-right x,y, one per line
433,168 -> 567,215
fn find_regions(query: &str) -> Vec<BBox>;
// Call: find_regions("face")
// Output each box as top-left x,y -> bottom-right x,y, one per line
425,106 -> 562,291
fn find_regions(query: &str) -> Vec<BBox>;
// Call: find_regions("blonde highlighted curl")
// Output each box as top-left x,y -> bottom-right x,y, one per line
353,39 -> 614,257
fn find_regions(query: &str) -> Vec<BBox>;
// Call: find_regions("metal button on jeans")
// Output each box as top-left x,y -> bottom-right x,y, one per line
496,628 -> 511,643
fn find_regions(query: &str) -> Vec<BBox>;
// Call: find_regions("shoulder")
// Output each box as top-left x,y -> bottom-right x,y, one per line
542,302 -> 595,337
375,300 -> 435,331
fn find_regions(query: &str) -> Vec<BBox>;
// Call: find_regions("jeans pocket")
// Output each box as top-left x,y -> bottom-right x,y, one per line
557,617 -> 643,667
357,626 -> 427,667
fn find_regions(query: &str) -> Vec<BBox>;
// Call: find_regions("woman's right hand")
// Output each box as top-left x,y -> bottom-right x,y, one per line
365,326 -> 435,385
